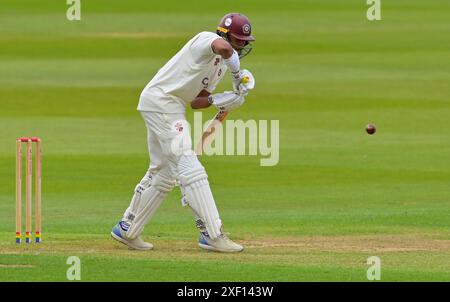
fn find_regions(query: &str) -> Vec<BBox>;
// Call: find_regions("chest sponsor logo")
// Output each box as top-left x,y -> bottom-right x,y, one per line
202,77 -> 209,88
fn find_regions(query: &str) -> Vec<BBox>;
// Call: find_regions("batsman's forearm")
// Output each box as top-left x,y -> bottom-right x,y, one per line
190,96 -> 212,109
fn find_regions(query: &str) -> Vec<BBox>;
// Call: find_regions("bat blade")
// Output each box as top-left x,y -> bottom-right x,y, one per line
195,110 -> 228,155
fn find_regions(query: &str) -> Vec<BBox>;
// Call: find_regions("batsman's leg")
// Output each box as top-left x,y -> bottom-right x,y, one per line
112,168 -> 176,249
112,111 -> 175,250
178,152 -> 243,253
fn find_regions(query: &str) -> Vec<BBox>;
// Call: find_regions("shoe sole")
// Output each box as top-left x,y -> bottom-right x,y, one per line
199,243 -> 244,253
110,232 -> 153,251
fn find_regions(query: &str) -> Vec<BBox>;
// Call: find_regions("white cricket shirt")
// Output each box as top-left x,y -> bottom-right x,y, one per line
138,31 -> 228,113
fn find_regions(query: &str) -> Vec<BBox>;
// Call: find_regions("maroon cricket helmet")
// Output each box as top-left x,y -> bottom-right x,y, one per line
217,13 -> 255,42
216,13 -> 255,58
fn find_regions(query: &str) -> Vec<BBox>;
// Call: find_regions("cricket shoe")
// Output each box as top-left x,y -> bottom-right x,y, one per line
111,221 -> 153,250
198,232 -> 244,253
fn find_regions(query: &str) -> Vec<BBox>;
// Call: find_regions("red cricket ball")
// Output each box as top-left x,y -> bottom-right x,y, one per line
366,123 -> 376,135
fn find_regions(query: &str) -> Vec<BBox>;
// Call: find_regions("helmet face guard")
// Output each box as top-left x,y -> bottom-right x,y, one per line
237,42 -> 253,59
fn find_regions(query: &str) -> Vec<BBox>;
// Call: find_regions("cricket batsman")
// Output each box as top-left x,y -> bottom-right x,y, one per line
111,13 -> 256,252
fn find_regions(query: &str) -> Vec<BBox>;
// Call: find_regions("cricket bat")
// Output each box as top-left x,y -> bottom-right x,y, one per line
195,110 -> 229,155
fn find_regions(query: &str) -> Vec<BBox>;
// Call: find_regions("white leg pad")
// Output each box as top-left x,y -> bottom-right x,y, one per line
123,171 -> 153,223
125,171 -> 175,239
178,154 -> 222,239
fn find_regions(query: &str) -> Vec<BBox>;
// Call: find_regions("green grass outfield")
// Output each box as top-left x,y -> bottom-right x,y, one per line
1,0 -> 449,281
